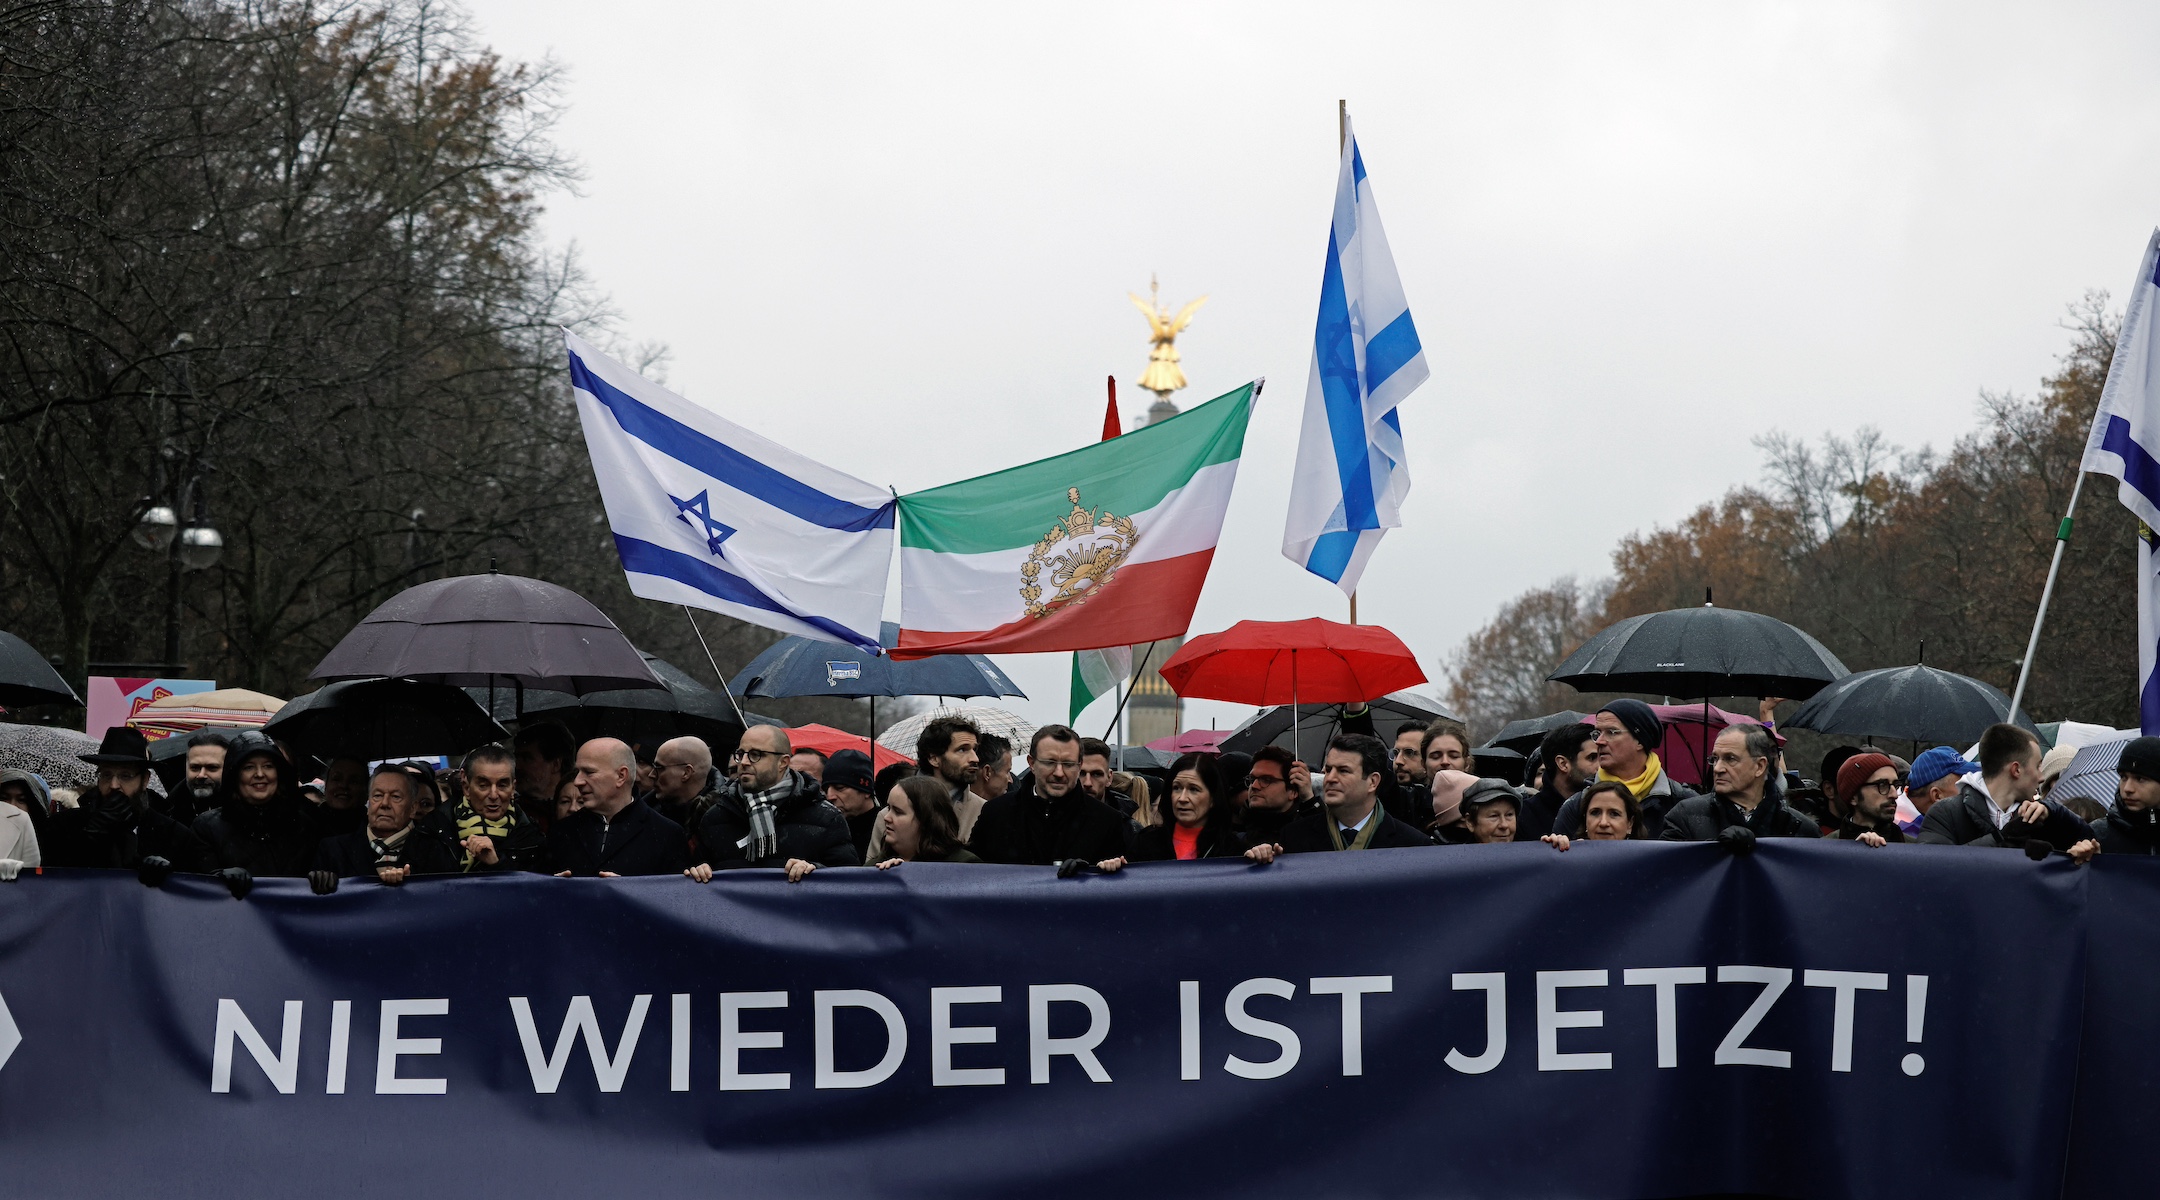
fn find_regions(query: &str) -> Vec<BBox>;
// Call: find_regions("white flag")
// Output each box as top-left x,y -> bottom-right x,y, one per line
1282,112 -> 1430,595
565,331 -> 894,653
2080,229 -> 2160,733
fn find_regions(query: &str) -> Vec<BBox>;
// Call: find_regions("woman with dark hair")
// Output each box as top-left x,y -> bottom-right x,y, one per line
867,775 -> 980,868
1542,780 -> 1645,851
1098,752 -> 1241,870
191,731 -> 318,879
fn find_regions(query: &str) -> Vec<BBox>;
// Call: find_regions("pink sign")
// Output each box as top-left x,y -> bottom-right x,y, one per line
84,677 -> 215,740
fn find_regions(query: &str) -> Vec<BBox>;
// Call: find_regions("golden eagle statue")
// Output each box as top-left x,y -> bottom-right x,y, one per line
1128,276 -> 1208,400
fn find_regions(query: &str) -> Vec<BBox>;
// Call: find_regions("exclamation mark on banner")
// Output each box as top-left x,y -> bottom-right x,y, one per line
1901,975 -> 1928,1076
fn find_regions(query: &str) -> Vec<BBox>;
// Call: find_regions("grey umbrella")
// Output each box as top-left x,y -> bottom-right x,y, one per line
0,630 -> 79,708
310,572 -> 663,698
1784,664 -> 2038,745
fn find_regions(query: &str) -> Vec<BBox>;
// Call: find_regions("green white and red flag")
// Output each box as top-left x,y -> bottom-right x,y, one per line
890,382 -> 1259,659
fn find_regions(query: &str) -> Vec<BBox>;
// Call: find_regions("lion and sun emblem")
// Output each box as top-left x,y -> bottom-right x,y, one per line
1020,488 -> 1140,619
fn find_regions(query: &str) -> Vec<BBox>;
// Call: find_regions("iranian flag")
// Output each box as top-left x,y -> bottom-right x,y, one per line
892,381 -> 1258,659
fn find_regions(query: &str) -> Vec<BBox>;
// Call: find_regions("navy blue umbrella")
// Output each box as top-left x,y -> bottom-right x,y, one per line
730,623 -> 1025,701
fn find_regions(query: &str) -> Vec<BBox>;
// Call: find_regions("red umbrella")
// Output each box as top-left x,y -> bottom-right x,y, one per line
1160,619 -> 1427,705
786,724 -> 911,773
1146,729 -> 1229,755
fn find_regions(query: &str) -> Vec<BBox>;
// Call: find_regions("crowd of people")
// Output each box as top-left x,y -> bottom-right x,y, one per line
0,696 -> 2154,893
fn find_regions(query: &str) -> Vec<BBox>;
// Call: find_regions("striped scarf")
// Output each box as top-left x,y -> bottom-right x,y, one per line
452,799 -> 523,871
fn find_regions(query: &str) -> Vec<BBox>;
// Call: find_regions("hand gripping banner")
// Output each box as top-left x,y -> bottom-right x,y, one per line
0,843 -> 2141,1199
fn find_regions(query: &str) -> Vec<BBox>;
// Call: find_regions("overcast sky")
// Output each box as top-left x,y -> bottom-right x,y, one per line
466,0 -> 2160,735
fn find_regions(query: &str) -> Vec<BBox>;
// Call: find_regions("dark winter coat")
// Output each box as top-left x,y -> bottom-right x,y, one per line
46,795 -> 209,871
1659,793 -> 1822,841
694,770 -> 859,871
1554,772 -> 1697,839
1916,784 -> 2095,851
1237,800 -> 1318,847
546,798 -> 689,877
969,777 -> 1132,865
1514,787 -> 1568,841
1128,820 -> 1244,861
1277,808 -> 1435,853
311,828 -> 462,878
1834,818 -> 1908,843
193,797 -> 321,877
2093,805 -> 2160,856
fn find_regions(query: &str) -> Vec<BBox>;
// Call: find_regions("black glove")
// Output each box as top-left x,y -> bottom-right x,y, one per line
137,855 -> 173,888
2024,836 -> 2053,862
1054,857 -> 1089,878
216,867 -> 253,899
308,870 -> 340,895
1717,826 -> 1757,855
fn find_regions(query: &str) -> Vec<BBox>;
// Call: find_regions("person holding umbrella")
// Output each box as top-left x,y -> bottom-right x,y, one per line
1244,734 -> 1431,861
1552,701 -> 1698,839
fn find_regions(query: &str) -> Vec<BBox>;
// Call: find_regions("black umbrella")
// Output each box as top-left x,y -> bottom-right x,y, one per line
266,679 -> 509,762
1783,664 -> 2038,744
1482,711 -> 1589,756
1220,690 -> 1461,761
732,623 -> 1024,701
0,630 -> 79,708
1548,600 -> 1848,700
309,572 -> 663,696
519,652 -> 774,749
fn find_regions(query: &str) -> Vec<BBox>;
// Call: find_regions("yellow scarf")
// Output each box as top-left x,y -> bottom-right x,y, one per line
1599,752 -> 1663,800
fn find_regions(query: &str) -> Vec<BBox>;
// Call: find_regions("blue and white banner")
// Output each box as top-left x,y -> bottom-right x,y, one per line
566,332 -> 895,653
1282,113 -> 1430,595
2081,230 -> 2160,732
9,844 -> 2160,1198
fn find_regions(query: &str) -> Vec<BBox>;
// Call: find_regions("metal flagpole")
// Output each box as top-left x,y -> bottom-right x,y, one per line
1341,98 -> 1355,630
2007,472 -> 2088,721
680,604 -> 751,728
1103,643 -> 1159,771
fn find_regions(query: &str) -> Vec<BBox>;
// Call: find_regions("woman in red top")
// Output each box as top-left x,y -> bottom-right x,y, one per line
1096,753 -> 1242,870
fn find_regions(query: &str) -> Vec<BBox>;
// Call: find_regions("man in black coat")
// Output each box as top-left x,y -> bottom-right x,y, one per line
1235,746 -> 1317,845
1518,724 -> 1597,841
969,725 -> 1131,866
1661,724 -> 1821,842
308,765 -> 461,892
47,727 -> 211,879
547,738 -> 690,877
688,726 -> 859,876
2095,736 -> 2160,856
1918,723 -> 2097,859
1245,734 -> 1432,861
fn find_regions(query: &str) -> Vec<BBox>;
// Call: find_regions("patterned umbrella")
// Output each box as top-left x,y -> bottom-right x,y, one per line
876,705 -> 1038,757
127,688 -> 285,739
0,723 -> 160,797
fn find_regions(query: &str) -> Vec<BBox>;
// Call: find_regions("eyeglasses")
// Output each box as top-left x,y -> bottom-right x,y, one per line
729,748 -> 784,764
1245,773 -> 1285,787
1592,727 -> 1629,743
1859,779 -> 1900,797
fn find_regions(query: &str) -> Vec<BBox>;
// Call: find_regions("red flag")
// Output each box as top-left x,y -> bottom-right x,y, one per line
1101,375 -> 1121,441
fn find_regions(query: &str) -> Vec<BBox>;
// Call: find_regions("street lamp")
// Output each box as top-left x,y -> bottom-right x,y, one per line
178,523 -> 223,571
133,504 -> 179,551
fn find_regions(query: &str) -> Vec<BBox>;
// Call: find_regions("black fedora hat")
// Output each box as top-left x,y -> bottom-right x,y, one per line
79,725 -> 154,767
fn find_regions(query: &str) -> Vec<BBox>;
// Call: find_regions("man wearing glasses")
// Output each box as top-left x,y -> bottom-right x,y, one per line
1238,745 -> 1313,845
1832,753 -> 1907,844
1551,700 -> 1696,840
687,725 -> 859,879
648,736 -> 723,834
968,724 -> 1130,867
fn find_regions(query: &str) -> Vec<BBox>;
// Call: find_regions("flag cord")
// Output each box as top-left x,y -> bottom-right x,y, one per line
681,605 -> 751,729
2007,470 -> 2087,721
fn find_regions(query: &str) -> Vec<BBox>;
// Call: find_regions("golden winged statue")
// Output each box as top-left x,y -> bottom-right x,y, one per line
1129,275 -> 1208,399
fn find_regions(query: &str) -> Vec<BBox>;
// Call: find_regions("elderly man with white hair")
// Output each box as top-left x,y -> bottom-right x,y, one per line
546,738 -> 690,877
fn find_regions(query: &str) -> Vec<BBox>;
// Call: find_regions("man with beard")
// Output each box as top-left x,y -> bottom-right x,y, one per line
1518,724 -> 1597,841
1660,724 -> 1820,843
451,744 -> 545,872
171,729 -> 228,824
689,726 -> 856,877
2096,737 -> 2160,856
308,765 -> 461,892
970,725 -> 1131,868
1236,746 -> 1312,845
1393,719 -> 1432,818
916,716 -> 981,799
1833,752 -> 1907,845
48,727 -> 212,884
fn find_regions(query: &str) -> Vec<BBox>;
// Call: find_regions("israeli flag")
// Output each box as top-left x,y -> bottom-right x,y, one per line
1282,112 -> 1430,595
565,331 -> 895,653
2082,229 -> 2160,732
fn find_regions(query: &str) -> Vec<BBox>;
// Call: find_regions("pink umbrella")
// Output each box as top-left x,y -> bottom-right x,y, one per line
1146,729 -> 1228,755
1591,703 -> 1783,788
